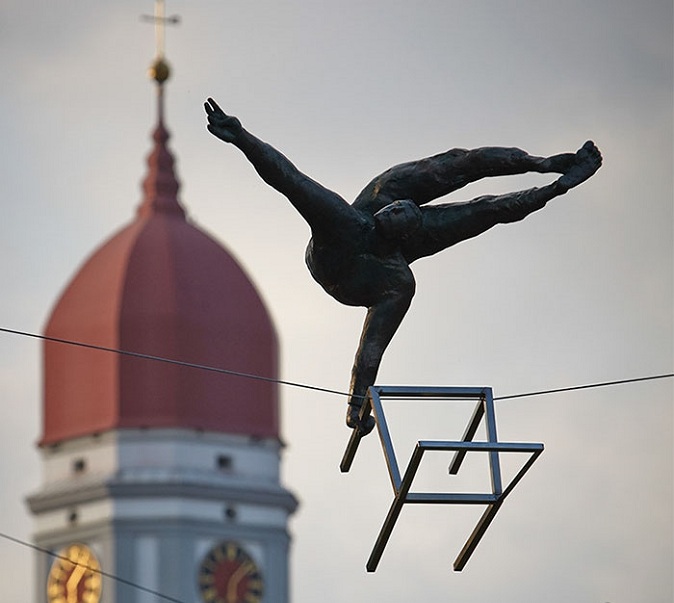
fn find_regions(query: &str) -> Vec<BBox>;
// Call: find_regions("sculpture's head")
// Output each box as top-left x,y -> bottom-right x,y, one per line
374,200 -> 422,240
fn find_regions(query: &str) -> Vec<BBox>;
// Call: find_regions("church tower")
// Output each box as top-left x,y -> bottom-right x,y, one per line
27,20 -> 297,603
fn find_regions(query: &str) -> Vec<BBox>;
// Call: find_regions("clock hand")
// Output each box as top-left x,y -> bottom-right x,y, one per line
225,561 -> 254,603
66,549 -> 89,603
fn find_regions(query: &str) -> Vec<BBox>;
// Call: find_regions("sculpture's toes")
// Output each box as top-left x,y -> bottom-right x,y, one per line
558,141 -> 602,189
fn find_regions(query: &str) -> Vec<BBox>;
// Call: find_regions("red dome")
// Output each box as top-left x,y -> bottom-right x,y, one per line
41,114 -> 279,446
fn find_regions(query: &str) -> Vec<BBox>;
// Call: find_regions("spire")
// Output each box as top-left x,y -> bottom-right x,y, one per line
137,86 -> 185,218
138,0 -> 184,219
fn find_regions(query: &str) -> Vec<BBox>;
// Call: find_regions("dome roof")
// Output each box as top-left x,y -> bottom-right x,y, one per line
41,103 -> 279,446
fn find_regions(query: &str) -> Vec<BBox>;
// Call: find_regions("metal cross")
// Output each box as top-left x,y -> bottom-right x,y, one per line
141,0 -> 180,58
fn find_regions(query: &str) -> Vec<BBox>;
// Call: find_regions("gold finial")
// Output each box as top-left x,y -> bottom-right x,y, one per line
141,0 -> 180,84
149,57 -> 171,84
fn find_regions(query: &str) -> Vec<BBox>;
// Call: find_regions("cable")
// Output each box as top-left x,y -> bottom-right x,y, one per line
0,530 -> 187,603
494,373 -> 674,401
0,326 -> 353,399
0,326 -> 672,403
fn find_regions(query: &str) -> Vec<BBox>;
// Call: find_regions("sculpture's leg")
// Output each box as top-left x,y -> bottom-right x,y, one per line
407,142 -> 599,205
402,180 -> 569,263
346,287 -> 415,435
353,146 -> 574,214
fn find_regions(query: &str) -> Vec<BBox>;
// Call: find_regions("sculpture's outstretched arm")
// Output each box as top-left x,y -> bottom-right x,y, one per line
205,98 -> 355,231
346,281 -> 415,434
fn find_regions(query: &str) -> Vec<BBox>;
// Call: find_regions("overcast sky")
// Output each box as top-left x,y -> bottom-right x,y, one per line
1,1 -> 672,602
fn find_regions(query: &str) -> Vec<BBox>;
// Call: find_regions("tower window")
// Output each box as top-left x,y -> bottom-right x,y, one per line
224,506 -> 237,521
217,455 -> 232,471
68,509 -> 78,524
72,458 -> 87,473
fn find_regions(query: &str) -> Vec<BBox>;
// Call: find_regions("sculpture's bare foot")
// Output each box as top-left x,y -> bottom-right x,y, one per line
539,152 -> 577,174
557,141 -> 602,191
347,404 -> 375,437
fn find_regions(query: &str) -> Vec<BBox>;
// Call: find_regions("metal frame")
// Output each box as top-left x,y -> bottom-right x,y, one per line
340,385 -> 544,572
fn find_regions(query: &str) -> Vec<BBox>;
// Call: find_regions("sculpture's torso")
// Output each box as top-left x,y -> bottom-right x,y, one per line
305,220 -> 415,308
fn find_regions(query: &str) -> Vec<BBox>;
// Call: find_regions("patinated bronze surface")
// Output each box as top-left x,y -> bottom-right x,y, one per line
205,98 -> 602,436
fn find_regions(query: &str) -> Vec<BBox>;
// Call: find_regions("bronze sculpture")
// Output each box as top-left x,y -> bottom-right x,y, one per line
204,98 -> 602,436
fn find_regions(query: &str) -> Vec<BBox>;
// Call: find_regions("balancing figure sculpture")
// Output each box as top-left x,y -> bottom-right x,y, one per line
205,98 -> 602,437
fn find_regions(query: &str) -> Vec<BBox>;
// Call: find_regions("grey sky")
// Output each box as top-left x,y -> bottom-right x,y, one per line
1,1 -> 672,601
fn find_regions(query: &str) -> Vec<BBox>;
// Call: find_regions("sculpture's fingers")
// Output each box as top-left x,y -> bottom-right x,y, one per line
207,97 -> 225,116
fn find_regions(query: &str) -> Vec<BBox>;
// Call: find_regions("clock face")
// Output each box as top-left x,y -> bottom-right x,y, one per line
47,543 -> 102,603
198,541 -> 264,603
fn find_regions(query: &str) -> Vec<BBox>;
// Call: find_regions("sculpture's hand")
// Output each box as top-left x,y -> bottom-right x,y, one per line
204,97 -> 242,144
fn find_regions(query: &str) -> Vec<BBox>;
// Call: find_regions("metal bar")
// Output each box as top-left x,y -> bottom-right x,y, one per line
448,400 -> 485,475
339,395 -> 373,473
374,385 -> 490,399
397,441 -> 425,495
371,387 -> 402,491
453,501 -> 503,571
418,441 -> 543,453
483,391 -> 503,495
452,445 -> 544,572
339,429 -> 361,473
406,493 -> 499,504
366,497 -> 406,572
499,445 -> 544,499
366,444 -> 425,572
